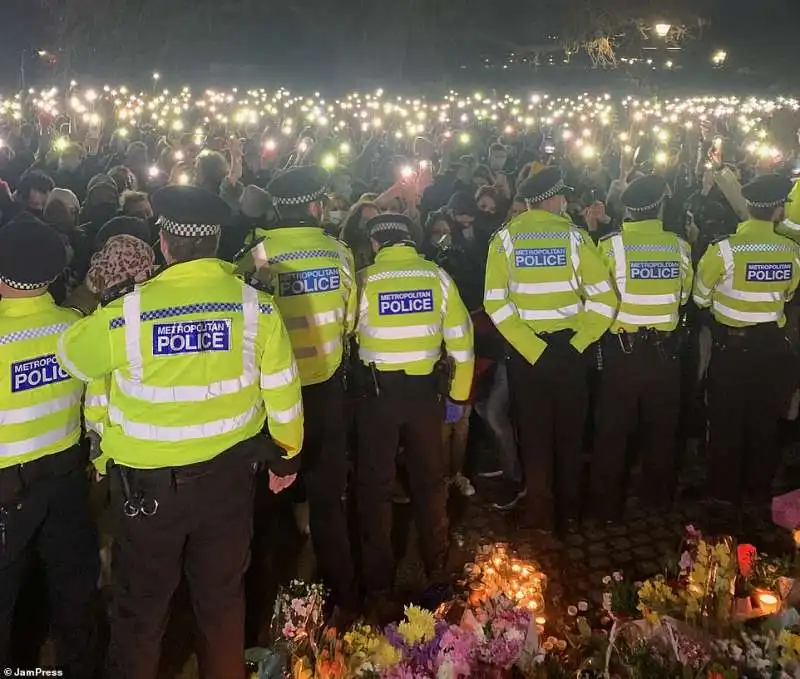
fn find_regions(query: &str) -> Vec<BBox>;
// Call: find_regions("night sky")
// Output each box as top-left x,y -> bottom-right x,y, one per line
0,0 -> 798,88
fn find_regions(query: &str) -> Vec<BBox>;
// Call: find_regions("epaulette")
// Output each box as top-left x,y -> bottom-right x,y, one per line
242,274 -> 273,295
63,305 -> 87,318
710,234 -> 731,245
233,235 -> 265,264
100,277 -> 135,307
599,230 -> 621,242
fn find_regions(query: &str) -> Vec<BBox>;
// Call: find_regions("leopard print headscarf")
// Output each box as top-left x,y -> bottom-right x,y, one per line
86,234 -> 157,295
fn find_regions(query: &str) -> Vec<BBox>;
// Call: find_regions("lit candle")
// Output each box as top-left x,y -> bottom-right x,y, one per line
758,592 -> 779,614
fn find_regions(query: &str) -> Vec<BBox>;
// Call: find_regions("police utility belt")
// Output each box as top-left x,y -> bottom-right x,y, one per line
346,355 -> 448,399
606,327 -> 679,359
711,321 -> 787,352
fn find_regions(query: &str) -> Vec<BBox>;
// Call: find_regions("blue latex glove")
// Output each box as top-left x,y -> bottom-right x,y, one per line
445,399 -> 465,424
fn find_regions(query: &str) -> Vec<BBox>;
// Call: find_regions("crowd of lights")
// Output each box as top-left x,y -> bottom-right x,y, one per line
0,84 -> 797,172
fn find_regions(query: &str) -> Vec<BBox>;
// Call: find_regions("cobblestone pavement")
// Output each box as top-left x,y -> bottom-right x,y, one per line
159,439 -> 800,677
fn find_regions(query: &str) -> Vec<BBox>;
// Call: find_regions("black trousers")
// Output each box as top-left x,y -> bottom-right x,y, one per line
300,375 -> 356,606
356,373 -> 448,596
706,326 -> 791,503
107,439 -> 257,679
508,339 -> 587,530
590,336 -> 681,521
0,455 -> 100,675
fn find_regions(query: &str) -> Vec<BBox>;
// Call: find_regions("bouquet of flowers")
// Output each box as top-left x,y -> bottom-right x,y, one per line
270,579 -> 328,657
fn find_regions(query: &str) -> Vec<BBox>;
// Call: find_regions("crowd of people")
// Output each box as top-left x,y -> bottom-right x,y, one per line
2,83 -> 800,678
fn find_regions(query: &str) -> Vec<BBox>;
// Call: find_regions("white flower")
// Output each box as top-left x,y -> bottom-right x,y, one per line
578,601 -> 589,612
602,592 -> 613,611
567,605 -> 578,616
602,575 -> 612,585
613,571 -> 623,582
506,628 -> 524,642
437,659 -> 455,679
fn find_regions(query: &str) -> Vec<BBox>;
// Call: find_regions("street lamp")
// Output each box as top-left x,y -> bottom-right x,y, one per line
152,72 -> 160,81
654,23 -> 671,38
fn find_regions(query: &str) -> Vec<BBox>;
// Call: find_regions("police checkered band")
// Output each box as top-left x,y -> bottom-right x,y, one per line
365,269 -> 439,283
0,274 -> 53,290
369,222 -> 410,235
526,179 -> 565,204
624,244 -> 680,253
745,198 -> 785,209
268,249 -> 339,264
513,232 -> 570,241
157,216 -> 221,237
627,197 -> 664,212
108,301 -> 272,330
731,243 -> 796,254
272,187 -> 327,206
0,322 -> 72,346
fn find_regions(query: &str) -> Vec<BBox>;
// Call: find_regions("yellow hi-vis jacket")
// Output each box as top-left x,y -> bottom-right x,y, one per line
0,294 -> 83,467
240,226 -> 357,387
693,219 -> 800,327
598,219 -> 693,333
778,180 -> 800,245
57,258 -> 304,471
483,209 -> 617,364
356,244 -> 474,402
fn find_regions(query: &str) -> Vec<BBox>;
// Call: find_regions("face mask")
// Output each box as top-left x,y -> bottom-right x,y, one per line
328,210 -> 346,225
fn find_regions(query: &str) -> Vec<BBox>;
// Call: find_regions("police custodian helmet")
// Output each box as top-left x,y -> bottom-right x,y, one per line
151,185 -> 231,238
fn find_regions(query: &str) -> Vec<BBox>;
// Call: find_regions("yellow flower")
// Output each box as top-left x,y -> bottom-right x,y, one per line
372,638 -> 402,668
291,657 -> 314,679
398,605 -> 437,644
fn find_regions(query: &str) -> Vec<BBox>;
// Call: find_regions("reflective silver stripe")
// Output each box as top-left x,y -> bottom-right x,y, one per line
622,292 -> 677,305
86,419 -> 104,435
717,240 -> 735,294
489,304 -> 515,324
443,323 -> 468,340
361,324 -> 439,340
616,311 -> 675,326
0,388 -> 83,426
0,322 -> 72,346
519,304 -> 581,320
260,364 -> 298,390
720,288 -> 782,303
584,281 -> 612,296
784,218 -> 800,233
123,289 -> 144,382
108,404 -> 260,441
584,301 -> 616,318
484,288 -> 507,301
359,348 -> 440,364
57,333 -> 92,383
116,286 -> 259,403
437,269 -> 450,319
365,270 -> 439,283
499,228 -> 513,260
694,280 -> 711,297
569,230 -> 582,287
693,293 -> 711,308
0,422 -> 80,458
85,393 -> 108,408
448,348 -> 473,363
293,337 -> 341,360
712,301 -> 780,324
509,280 -> 574,294
284,309 -> 344,331
611,235 -> 627,299
268,401 -> 302,424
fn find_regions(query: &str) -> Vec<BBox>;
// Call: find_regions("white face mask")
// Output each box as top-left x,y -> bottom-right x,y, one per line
328,210 -> 346,225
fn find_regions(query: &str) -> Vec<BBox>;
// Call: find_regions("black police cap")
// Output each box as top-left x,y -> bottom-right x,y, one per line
365,213 -> 414,243
151,185 -> 230,238
516,166 -> 570,204
621,174 -> 668,212
0,215 -> 66,290
741,173 -> 794,209
267,165 -> 329,207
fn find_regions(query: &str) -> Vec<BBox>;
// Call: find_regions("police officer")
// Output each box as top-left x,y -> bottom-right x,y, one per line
0,216 -> 100,674
355,214 -> 474,614
238,165 -> 358,611
58,186 -> 304,679
589,175 -> 693,522
694,173 -> 799,507
483,167 -> 617,532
